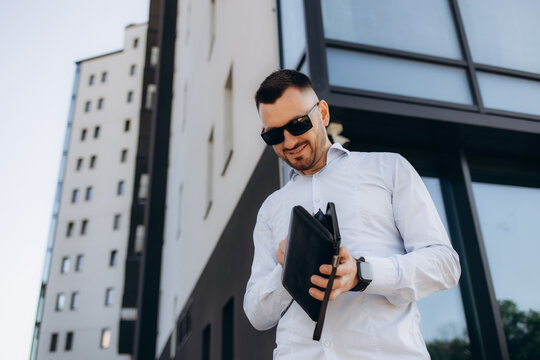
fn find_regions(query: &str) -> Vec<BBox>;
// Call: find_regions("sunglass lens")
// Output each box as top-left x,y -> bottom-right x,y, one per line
261,128 -> 284,145
286,116 -> 313,136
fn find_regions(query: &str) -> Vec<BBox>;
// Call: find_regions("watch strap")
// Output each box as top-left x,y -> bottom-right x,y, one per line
350,257 -> 371,292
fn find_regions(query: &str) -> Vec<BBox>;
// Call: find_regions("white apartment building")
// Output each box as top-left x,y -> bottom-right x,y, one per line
34,23 -> 149,359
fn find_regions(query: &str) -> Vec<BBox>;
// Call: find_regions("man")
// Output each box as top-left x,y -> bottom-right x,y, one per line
243,70 -> 461,359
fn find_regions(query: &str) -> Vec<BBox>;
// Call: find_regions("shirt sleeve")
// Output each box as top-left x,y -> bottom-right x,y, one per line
363,154 -> 461,306
243,206 -> 292,330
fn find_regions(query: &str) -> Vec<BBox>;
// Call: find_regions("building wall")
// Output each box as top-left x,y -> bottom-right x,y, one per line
153,1 -> 540,360
37,23 -> 147,359
156,0 -> 281,356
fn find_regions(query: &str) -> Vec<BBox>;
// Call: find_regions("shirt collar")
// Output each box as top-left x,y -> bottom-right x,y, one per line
288,142 -> 350,181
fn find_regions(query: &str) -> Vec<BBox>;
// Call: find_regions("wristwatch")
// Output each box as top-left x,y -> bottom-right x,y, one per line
350,257 -> 372,292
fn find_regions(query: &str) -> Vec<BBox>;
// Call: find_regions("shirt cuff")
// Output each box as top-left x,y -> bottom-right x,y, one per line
362,255 -> 398,296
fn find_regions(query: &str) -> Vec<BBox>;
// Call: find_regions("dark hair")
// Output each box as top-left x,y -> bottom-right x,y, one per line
254,69 -> 314,109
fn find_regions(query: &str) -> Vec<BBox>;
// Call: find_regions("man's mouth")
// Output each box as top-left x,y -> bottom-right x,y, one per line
285,143 -> 308,156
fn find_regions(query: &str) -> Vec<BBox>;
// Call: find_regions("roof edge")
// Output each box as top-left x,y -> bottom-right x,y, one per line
75,49 -> 123,64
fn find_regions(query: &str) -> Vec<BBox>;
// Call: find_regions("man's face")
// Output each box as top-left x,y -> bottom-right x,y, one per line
259,87 -> 331,175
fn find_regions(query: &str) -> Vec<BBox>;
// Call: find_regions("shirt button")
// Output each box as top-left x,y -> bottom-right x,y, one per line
315,198 -> 320,203
324,340 -> 331,348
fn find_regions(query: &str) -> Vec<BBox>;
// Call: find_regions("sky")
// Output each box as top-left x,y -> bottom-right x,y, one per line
0,1 -> 149,358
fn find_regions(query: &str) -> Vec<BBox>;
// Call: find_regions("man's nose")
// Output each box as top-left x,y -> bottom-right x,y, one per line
283,129 -> 298,149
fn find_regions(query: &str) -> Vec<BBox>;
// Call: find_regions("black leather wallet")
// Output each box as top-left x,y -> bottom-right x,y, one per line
281,202 -> 341,340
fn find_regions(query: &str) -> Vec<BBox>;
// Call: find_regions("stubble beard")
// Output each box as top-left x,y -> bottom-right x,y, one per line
282,141 -> 314,171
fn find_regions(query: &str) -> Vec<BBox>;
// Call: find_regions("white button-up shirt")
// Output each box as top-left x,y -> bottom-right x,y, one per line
243,143 -> 461,359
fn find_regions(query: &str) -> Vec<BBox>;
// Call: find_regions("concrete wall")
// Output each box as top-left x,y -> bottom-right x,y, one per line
156,0 -> 281,356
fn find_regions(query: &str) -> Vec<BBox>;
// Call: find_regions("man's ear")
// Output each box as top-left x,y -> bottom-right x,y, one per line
319,100 -> 330,127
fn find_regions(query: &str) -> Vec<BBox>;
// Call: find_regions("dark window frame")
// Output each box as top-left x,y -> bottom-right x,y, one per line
70,292 -> 79,310
105,287 -> 114,306
65,331 -> 73,351
66,222 -> 74,237
61,256 -> 70,274
49,333 -> 58,352
117,181 -> 125,195
90,155 -> 97,169
71,189 -> 78,203
109,250 -> 118,267
76,158 -> 83,171
121,149 -> 128,163
85,186 -> 92,201
55,293 -> 65,312
80,219 -> 88,235
113,214 -> 121,230
75,254 -> 84,272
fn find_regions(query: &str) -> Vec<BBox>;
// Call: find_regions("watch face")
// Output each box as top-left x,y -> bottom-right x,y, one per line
360,262 -> 373,281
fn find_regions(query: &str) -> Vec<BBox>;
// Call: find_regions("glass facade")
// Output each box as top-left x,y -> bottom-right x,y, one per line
477,72 -> 540,116
316,0 -> 540,118
321,0 -> 462,59
419,178 -> 471,359
458,0 -> 540,74
277,2 -> 540,359
326,48 -> 473,104
472,182 -> 540,359
279,0 -> 306,69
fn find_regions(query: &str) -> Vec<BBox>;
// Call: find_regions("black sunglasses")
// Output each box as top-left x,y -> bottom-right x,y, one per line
261,102 -> 320,145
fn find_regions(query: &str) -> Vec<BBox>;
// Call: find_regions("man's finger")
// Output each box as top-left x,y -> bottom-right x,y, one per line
309,287 -> 324,301
319,264 -> 332,275
320,263 -> 353,277
310,275 -> 329,289
309,287 -> 341,301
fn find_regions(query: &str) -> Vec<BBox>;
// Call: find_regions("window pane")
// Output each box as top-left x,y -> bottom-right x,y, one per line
101,328 -> 111,349
110,250 -> 118,267
61,257 -> 70,273
279,0 -> 307,69
477,72 -> 540,116
56,293 -> 65,311
49,333 -> 58,352
327,48 -> 473,104
65,332 -> 73,351
458,0 -> 540,74
321,0 -> 462,59
418,177 -> 471,359
75,255 -> 84,271
472,182 -> 540,359
105,288 -> 114,306
70,292 -> 79,310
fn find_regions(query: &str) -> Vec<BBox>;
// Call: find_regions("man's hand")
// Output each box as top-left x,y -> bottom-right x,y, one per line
309,246 -> 359,301
276,237 -> 287,266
